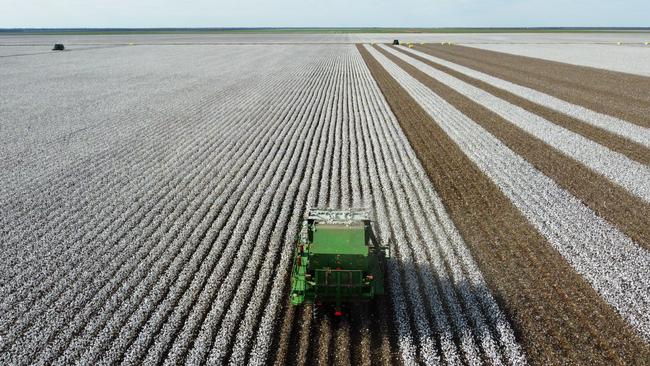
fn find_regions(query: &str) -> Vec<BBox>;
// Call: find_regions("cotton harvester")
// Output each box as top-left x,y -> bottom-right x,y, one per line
290,208 -> 388,317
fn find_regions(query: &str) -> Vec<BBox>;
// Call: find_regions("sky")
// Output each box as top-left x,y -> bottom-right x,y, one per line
1,0 -> 648,28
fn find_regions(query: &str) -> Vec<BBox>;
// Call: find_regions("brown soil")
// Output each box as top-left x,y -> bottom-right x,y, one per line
401,46 -> 650,166
414,44 -> 650,128
314,315 -> 332,365
271,296 -> 397,365
359,43 -> 650,365
377,45 -> 650,252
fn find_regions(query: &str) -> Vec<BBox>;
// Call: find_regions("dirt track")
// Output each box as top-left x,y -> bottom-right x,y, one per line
416,44 -> 650,128
360,44 -> 650,365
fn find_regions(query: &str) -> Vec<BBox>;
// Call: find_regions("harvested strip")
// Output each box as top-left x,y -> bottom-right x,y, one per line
354,45 -> 524,365
397,46 -> 650,164
358,71 -> 525,366
380,44 -> 650,203
352,45 -> 524,364
374,44 -> 650,253
360,44 -> 650,365
371,44 -> 650,340
417,44 -> 650,128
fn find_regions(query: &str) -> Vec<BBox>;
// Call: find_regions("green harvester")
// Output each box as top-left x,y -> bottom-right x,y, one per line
290,208 -> 388,316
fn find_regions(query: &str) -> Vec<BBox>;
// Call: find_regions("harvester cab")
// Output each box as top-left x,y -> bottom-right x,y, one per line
290,208 -> 388,317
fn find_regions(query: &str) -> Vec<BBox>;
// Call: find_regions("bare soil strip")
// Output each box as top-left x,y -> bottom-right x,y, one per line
376,45 -> 650,253
398,46 -> 650,151
416,44 -> 650,128
368,298 -> 395,366
394,46 -> 650,166
315,317 -> 333,365
359,44 -> 650,365
333,319 -> 351,365
349,304 -> 370,366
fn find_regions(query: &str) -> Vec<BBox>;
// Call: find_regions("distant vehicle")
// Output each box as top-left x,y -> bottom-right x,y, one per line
52,44 -> 65,51
290,208 -> 388,317
393,39 -> 400,45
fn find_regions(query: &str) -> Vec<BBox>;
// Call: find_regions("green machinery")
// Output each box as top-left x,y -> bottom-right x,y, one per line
290,208 -> 388,315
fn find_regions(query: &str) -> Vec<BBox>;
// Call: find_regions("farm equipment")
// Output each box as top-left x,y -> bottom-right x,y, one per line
52,44 -> 65,51
290,208 -> 388,316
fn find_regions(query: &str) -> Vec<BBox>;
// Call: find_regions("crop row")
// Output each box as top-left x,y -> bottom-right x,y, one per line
1,44 -> 528,365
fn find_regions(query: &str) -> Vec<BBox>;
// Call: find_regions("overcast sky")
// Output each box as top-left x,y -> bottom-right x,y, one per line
1,0 -> 648,28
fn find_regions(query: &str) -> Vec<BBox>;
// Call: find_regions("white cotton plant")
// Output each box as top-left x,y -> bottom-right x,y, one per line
1,79 -> 272,364
93,56 -> 317,366
0,52 -> 260,310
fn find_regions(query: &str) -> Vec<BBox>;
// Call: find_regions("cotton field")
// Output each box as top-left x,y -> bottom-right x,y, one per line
1,34 -> 649,365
